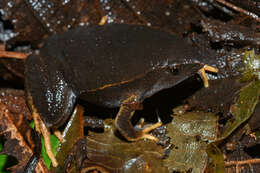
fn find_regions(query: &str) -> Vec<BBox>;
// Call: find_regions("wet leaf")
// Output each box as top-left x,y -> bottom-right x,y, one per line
248,101 -> 260,130
164,110 -> 218,173
255,130 -> 260,140
0,0 -> 102,45
187,77 -> 245,115
0,0 -> 206,47
217,80 -> 260,141
0,104 -> 48,172
80,119 -> 168,173
201,19 -> 260,46
224,133 -> 260,172
0,89 -> 31,121
206,144 -> 225,173
51,105 -> 84,172
240,50 -> 260,82
0,89 -> 49,172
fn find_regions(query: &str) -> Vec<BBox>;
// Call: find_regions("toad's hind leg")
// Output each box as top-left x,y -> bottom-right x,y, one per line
115,95 -> 162,142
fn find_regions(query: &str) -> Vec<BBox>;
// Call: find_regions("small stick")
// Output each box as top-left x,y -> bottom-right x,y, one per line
33,111 -> 58,167
54,130 -> 65,143
0,51 -> 29,59
215,0 -> 260,23
225,158 -> 260,166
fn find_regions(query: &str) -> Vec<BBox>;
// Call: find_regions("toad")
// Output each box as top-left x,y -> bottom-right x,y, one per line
24,24 -> 218,166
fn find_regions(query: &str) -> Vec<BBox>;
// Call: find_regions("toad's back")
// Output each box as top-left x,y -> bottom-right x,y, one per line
25,24 -> 215,130
41,24 -> 205,92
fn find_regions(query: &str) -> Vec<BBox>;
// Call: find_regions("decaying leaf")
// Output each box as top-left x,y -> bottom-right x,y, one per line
164,109 -> 218,173
187,77 -> 246,115
201,18 -> 260,46
0,0 -> 208,48
223,128 -> 260,172
85,119 -> 168,173
0,89 -> 49,172
0,0 -> 102,45
65,119 -> 168,173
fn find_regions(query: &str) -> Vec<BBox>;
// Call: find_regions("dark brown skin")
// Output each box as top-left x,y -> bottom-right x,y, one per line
25,24 -> 215,143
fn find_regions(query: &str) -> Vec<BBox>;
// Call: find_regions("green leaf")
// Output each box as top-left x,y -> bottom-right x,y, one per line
83,119 -> 168,173
240,50 -> 260,82
0,142 -> 8,173
206,144 -> 225,173
41,135 -> 60,169
217,80 -> 260,141
51,105 -> 84,172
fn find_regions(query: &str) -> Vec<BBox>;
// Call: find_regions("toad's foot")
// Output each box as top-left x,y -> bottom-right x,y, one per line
198,65 -> 219,88
135,121 -> 162,142
115,95 -> 162,142
33,111 -> 58,167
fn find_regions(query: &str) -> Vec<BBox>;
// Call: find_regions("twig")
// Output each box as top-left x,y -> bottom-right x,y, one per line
215,0 -> 260,23
225,158 -> 260,166
0,51 -> 29,59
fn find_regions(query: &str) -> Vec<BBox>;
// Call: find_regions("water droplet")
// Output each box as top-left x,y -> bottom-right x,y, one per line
165,11 -> 170,16
7,2 -> 13,8
62,0 -> 70,5
107,18 -> 114,23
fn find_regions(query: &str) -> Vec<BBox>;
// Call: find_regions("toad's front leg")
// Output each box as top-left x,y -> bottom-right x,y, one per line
115,95 -> 162,142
